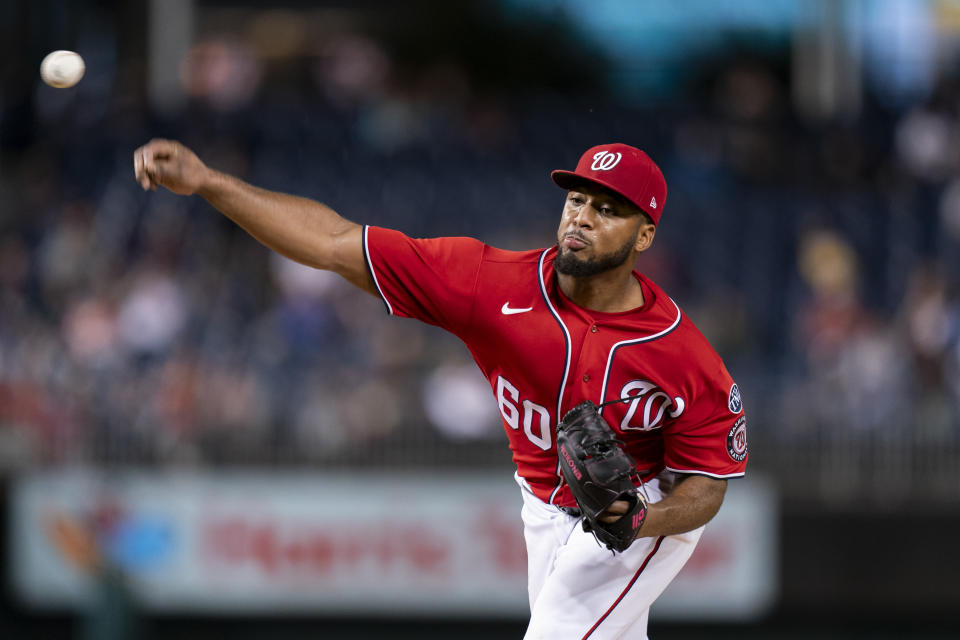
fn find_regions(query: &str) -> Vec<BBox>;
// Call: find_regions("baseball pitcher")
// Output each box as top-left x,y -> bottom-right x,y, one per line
134,140 -> 748,639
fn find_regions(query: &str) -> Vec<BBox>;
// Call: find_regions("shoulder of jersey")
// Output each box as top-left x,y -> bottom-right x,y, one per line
481,245 -> 546,265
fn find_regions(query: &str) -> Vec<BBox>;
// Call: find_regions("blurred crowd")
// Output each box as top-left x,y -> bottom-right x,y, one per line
2,25 -> 960,486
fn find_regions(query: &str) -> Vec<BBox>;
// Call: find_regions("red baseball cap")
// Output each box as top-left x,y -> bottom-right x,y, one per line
551,143 -> 667,225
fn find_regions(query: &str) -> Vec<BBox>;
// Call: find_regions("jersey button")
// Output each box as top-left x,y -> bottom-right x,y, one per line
583,374 -> 591,382
591,325 -> 598,333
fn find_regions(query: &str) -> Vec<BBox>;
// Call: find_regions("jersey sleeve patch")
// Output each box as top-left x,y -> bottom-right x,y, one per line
727,383 -> 742,414
726,415 -> 748,462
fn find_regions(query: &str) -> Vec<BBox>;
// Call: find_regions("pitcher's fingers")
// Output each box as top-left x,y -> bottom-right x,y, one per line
605,501 -> 629,515
142,139 -> 177,169
143,145 -> 158,176
148,157 -> 178,188
133,147 -> 152,190
142,149 -> 161,190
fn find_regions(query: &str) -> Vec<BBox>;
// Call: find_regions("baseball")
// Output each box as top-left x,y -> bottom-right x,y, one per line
40,50 -> 85,88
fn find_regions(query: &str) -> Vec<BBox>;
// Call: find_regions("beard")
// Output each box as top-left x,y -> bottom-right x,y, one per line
554,235 -> 636,277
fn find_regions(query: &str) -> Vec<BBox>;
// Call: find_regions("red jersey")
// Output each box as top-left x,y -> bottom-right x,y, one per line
363,227 -> 748,507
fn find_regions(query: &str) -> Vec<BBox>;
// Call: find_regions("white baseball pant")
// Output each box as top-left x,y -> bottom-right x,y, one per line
518,474 -> 704,640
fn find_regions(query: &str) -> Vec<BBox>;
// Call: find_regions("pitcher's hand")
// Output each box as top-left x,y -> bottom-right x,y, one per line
598,499 -> 629,524
133,139 -> 210,196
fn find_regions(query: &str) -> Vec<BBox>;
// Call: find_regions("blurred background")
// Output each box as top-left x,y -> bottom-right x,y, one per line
2,0 -> 960,638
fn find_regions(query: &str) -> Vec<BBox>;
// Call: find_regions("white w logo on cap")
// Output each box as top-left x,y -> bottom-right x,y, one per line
591,151 -> 622,171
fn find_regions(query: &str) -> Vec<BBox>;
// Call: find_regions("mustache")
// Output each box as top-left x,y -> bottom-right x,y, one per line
563,231 -> 590,244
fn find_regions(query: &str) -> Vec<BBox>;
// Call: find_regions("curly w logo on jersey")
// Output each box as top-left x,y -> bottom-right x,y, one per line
616,379 -> 685,432
727,415 -> 748,462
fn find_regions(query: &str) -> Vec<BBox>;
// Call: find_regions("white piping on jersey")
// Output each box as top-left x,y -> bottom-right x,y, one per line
537,248 -> 573,506
514,470 -> 535,495
597,297 -> 683,419
362,225 -> 394,315
665,466 -> 745,479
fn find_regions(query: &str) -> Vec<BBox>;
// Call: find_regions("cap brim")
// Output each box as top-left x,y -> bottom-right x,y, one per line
550,170 -> 639,212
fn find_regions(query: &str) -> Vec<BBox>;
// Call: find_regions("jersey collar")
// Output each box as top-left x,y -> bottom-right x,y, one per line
541,246 -> 680,333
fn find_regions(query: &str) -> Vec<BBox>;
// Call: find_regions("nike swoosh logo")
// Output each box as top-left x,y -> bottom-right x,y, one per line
501,302 -> 534,315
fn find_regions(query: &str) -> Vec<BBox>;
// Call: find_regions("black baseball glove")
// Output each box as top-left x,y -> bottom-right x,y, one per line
556,401 -> 648,552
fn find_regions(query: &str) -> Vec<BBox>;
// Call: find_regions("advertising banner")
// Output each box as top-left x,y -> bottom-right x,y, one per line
9,470 -> 775,618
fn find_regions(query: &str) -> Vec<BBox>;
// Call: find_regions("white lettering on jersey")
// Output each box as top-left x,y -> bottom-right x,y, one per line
591,151 -> 622,171
496,375 -> 553,450
618,379 -> 685,431
497,376 -> 520,430
522,400 -> 552,450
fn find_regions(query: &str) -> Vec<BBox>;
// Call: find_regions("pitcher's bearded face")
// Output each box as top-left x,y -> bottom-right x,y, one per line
555,184 -> 652,278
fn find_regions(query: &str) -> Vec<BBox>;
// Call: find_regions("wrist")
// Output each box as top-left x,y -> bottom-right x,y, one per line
634,501 -> 659,538
196,166 -> 221,198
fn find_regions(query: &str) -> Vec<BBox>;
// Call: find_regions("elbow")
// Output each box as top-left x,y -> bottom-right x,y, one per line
700,479 -> 728,525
